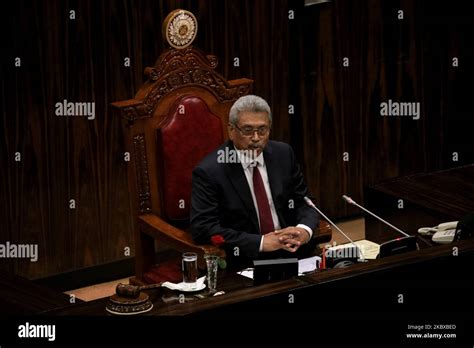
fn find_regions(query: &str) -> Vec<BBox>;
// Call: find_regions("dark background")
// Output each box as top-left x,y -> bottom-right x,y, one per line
1,0 -> 473,279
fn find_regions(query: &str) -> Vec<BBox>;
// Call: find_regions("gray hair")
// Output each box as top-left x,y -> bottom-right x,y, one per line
229,95 -> 272,125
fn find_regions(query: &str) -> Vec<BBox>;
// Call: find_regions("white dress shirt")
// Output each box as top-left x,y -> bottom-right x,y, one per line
235,147 -> 313,251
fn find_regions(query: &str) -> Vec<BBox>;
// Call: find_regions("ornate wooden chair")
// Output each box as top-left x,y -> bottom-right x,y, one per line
112,10 -> 331,285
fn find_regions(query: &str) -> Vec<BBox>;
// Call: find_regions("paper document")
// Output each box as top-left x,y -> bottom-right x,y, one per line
298,256 -> 322,275
237,269 -> 254,279
327,239 -> 380,260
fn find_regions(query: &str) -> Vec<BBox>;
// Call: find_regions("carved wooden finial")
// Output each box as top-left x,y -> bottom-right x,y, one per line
111,9 -> 252,122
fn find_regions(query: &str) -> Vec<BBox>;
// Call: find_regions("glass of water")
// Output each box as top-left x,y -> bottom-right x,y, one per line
182,252 -> 198,290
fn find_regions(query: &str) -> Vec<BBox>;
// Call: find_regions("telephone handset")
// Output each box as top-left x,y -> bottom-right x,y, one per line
418,221 -> 459,244
436,221 -> 458,231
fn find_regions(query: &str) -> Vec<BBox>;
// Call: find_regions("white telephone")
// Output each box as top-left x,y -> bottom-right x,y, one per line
418,221 -> 459,244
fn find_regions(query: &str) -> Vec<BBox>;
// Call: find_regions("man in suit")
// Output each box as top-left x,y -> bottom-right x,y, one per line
191,95 -> 319,264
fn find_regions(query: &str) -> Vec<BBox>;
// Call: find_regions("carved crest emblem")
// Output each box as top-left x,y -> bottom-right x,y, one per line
163,9 -> 198,49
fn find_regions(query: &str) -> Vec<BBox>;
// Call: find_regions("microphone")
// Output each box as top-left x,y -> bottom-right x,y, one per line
304,196 -> 365,264
342,194 -> 418,258
342,195 -> 409,236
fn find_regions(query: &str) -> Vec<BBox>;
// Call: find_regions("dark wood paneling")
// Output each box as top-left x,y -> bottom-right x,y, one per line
1,0 -> 473,279
291,0 -> 474,219
0,0 -> 289,279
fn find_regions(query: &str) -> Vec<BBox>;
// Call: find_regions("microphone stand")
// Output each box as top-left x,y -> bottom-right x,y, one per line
342,195 -> 418,258
304,197 -> 366,265
342,195 -> 409,236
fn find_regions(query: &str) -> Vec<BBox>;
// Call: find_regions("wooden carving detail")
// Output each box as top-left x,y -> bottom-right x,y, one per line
123,106 -> 140,121
133,134 -> 152,213
143,69 -> 249,115
147,48 -> 218,79
120,47 -> 251,121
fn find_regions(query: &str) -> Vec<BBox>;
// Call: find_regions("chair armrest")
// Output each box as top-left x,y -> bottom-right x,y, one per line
138,214 -> 330,265
314,220 -> 332,244
138,214 -> 226,264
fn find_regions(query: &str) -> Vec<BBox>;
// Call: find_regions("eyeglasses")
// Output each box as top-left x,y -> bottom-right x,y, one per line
233,124 -> 270,137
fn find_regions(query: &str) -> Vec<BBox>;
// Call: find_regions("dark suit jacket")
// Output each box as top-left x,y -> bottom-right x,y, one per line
191,140 -> 319,262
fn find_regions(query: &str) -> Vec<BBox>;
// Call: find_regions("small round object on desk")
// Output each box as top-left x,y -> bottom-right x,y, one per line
106,292 -> 153,315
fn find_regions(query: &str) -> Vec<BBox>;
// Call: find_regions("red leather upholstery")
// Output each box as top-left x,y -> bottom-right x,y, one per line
143,259 -> 182,284
158,96 -> 224,222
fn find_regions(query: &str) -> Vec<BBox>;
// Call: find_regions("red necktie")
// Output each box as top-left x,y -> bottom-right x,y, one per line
252,165 -> 274,235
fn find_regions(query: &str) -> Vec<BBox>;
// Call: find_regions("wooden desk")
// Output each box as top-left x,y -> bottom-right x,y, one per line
45,239 -> 474,317
194,239 -> 474,317
365,165 -> 474,244
0,270 -> 81,316
4,240 -> 474,346
45,266 -> 306,316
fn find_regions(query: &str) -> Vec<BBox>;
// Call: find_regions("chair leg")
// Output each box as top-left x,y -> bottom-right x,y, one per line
135,230 -> 156,281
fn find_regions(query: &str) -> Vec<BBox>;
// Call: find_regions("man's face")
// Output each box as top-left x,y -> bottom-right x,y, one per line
228,111 -> 271,155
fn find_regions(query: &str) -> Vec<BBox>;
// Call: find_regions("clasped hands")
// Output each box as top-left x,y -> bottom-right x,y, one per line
262,226 -> 311,252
